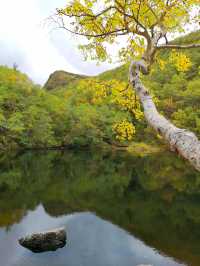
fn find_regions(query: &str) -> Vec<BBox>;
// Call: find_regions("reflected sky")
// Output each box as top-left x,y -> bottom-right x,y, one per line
0,205 -> 184,266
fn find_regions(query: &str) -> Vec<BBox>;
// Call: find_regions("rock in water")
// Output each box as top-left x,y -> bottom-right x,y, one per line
18,227 -> 66,253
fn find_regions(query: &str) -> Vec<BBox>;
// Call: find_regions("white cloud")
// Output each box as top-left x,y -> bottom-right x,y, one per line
0,0 -> 83,84
0,0 -> 118,85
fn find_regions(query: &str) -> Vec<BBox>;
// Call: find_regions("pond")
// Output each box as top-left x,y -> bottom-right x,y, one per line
0,149 -> 200,266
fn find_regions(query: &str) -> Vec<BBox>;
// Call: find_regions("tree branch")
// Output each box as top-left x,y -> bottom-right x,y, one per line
115,0 -> 148,34
50,15 -> 129,38
57,6 -> 116,19
60,25 -> 128,38
157,43 -> 200,49
129,59 -> 200,172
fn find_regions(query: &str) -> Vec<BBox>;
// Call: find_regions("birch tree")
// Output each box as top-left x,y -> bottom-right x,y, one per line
54,0 -> 200,171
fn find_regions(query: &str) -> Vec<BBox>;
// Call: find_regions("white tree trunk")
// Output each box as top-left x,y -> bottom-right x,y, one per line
129,60 -> 200,172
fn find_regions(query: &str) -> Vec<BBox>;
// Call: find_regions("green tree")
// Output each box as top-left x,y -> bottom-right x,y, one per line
54,0 -> 200,171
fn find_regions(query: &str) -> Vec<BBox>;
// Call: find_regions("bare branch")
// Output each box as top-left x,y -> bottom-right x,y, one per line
48,14 -> 129,38
59,25 -> 128,38
157,43 -> 200,49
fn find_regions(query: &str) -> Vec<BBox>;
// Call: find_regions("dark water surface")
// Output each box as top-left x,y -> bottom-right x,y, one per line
0,149 -> 200,266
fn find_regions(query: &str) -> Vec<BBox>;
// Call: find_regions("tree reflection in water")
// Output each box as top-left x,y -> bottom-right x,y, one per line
0,149 -> 200,265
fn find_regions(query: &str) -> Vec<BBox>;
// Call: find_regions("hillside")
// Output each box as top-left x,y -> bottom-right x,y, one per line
0,31 -> 199,150
44,70 -> 87,90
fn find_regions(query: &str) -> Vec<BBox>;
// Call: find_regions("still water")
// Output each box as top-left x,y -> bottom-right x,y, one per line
0,149 -> 200,266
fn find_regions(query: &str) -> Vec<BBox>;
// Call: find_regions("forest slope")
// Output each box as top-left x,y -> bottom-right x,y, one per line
0,31 -> 199,150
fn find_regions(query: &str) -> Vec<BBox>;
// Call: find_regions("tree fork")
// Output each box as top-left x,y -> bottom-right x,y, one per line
129,60 -> 200,172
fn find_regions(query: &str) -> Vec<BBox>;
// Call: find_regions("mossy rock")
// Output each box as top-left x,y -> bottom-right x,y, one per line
18,228 -> 66,253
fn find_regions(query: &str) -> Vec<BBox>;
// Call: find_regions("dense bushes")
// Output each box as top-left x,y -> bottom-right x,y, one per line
0,67 -> 142,149
0,66 -> 66,149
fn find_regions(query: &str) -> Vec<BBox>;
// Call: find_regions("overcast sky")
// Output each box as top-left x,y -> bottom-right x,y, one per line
0,1 -> 198,85
0,0 -> 116,85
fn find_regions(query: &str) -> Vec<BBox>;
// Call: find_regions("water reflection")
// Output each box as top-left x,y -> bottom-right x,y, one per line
1,206 -> 183,266
0,150 -> 200,266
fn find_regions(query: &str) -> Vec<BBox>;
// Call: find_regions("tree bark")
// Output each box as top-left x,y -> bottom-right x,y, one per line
129,60 -> 200,172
